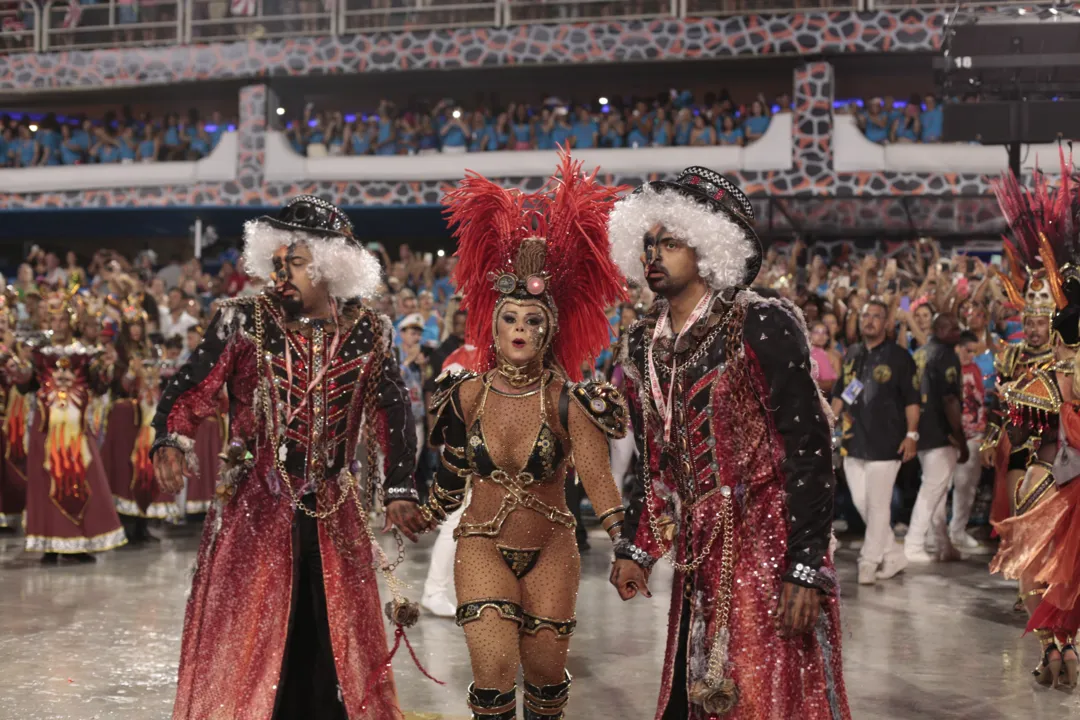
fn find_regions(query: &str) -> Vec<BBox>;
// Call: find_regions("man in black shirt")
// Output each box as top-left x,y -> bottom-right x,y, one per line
906,313 -> 970,563
831,299 -> 921,585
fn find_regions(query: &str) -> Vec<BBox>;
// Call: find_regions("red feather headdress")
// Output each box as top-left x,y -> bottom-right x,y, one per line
992,148 -> 1080,316
444,149 -> 629,381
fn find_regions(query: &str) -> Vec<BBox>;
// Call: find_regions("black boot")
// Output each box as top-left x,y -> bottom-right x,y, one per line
468,683 -> 517,720
524,671 -> 571,720
66,552 -> 97,564
128,517 -> 159,545
41,552 -> 59,565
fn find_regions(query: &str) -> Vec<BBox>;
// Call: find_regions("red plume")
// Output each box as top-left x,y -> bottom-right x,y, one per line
992,147 -> 1078,271
444,148 -> 629,380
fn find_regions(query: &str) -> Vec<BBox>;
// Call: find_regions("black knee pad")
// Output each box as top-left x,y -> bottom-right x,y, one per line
468,683 -> 517,719
523,670 -> 571,719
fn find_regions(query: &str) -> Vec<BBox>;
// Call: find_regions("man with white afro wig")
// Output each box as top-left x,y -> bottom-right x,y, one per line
151,195 -> 432,720
608,168 -> 851,720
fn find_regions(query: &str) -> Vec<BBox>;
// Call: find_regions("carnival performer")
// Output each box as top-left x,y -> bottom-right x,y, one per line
104,294 -> 178,540
4,288 -> 127,562
987,157 -> 1080,689
0,291 -> 28,529
423,151 -> 630,720
151,196 -> 429,720
607,167 -> 849,719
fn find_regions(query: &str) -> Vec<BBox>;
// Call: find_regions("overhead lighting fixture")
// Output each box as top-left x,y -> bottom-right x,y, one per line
29,124 -> 38,132
275,107 -> 285,116
598,96 -> 609,105
437,249 -> 445,257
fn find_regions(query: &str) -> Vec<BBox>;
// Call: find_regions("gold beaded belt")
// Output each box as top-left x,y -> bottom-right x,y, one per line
454,469 -> 576,539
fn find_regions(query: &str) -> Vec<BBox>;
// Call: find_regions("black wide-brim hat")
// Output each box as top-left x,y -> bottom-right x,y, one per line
608,166 -> 763,290
242,195 -> 383,299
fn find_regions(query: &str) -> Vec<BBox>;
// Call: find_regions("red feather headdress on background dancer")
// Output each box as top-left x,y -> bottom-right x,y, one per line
992,148 -> 1080,335
444,148 -> 629,380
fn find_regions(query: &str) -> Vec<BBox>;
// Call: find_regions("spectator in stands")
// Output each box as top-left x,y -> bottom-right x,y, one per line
397,112 -> 418,155
138,125 -> 158,162
119,126 -> 138,163
59,125 -> 82,165
535,108 -> 555,150
689,113 -> 716,146
345,117 -> 371,156
37,116 -> 62,166
0,124 -> 10,168
673,107 -> 693,146
743,94 -> 772,142
599,116 -> 623,148
551,110 -> 572,148
921,94 -> 944,142
324,112 -> 346,156
861,98 -> 890,144
651,106 -> 671,146
73,118 -> 93,160
439,107 -> 469,154
509,104 -> 533,150
883,95 -> 902,131
626,109 -> 648,148
374,101 -> 398,156
11,124 -> 38,168
412,114 -> 436,155
717,113 -> 743,146
162,113 -> 186,160
468,110 -> 491,153
891,99 -> 922,144
94,128 -> 122,164
570,106 -> 598,149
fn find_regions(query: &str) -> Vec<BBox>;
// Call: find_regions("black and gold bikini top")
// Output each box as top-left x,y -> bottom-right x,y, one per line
466,372 -> 568,484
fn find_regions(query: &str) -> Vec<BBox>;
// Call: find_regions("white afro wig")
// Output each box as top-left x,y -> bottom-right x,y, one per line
608,183 -> 759,291
242,220 -> 383,300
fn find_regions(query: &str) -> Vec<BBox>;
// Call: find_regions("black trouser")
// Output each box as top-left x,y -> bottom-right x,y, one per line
662,590 -> 692,720
273,495 -> 348,720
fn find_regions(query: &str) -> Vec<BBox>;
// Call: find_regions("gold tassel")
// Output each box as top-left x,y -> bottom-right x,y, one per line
688,678 -> 740,716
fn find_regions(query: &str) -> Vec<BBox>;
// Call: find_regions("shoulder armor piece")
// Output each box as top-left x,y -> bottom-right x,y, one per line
996,343 -> 1022,379
568,380 -> 629,439
428,369 -> 478,445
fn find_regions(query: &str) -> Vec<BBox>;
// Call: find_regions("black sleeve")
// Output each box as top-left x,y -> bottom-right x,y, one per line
744,303 -> 836,592
424,373 -> 472,521
373,343 -> 419,503
151,305 -> 236,458
830,346 -> 854,402
897,349 -> 921,407
620,375 -> 648,544
929,348 -> 962,400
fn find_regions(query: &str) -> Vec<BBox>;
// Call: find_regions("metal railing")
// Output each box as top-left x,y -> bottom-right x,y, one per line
186,0 -> 332,43
865,0 -> 1032,7
0,0 -> 40,53
684,0 -> 858,16
340,0 -> 499,34
42,0 -> 183,51
10,0 -> 955,53
503,0 -> 676,25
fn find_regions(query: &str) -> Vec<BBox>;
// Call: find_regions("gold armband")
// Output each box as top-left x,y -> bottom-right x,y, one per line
979,424 -> 1003,453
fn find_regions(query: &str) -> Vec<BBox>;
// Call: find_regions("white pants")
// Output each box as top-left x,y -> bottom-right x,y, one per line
609,427 -> 638,491
844,457 -> 903,566
907,446 -> 960,553
421,505 -> 462,607
949,437 -> 983,539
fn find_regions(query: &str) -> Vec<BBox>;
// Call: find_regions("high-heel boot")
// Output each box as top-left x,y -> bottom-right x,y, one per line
524,671 -> 571,720
468,683 -> 517,720
1060,636 -> 1078,690
1034,630 -> 1062,687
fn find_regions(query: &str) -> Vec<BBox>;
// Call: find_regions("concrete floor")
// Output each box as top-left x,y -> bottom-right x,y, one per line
0,526 -> 1078,720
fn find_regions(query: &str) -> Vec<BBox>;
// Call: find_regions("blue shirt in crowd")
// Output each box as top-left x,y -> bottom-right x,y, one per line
744,115 -> 770,138
535,124 -> 554,150
552,124 -> 572,148
38,130 -> 61,165
190,136 -> 210,157
99,143 -> 121,163
571,120 -> 598,149
376,118 -> 397,155
15,138 -> 37,166
921,105 -> 943,142
674,121 -> 692,146
718,127 -> 744,145
627,126 -> 648,148
469,125 -> 491,152
138,139 -> 156,161
119,138 -> 137,161
442,123 -> 467,150
511,122 -> 531,146
352,130 -> 371,155
164,126 -> 181,147
602,127 -> 623,148
72,129 -> 91,153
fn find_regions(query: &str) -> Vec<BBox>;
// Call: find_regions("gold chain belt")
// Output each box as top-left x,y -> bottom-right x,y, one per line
455,469 -> 576,539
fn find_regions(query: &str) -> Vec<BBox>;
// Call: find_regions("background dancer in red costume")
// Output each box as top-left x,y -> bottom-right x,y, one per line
152,196 -> 429,720
607,168 -> 850,720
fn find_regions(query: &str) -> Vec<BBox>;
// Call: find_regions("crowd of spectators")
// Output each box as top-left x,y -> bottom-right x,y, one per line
0,110 -> 232,168
284,91 -> 783,157
846,93 -> 950,145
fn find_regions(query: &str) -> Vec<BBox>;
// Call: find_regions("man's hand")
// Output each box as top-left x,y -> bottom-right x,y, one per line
609,558 -> 651,601
898,436 -> 917,463
774,581 -> 823,637
383,500 -> 430,543
153,446 -> 185,494
956,439 -> 971,465
980,446 -> 996,468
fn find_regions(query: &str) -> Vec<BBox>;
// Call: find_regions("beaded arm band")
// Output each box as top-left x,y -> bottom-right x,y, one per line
613,538 -> 658,570
597,505 -> 627,541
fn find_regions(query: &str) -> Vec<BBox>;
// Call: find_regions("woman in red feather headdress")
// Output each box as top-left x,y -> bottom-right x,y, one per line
421,150 -> 630,720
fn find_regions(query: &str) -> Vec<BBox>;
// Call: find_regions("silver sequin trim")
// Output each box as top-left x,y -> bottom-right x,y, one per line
25,526 -> 128,554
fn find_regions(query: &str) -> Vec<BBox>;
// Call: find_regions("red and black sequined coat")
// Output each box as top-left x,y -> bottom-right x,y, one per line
618,290 -> 850,720
151,294 -> 418,720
